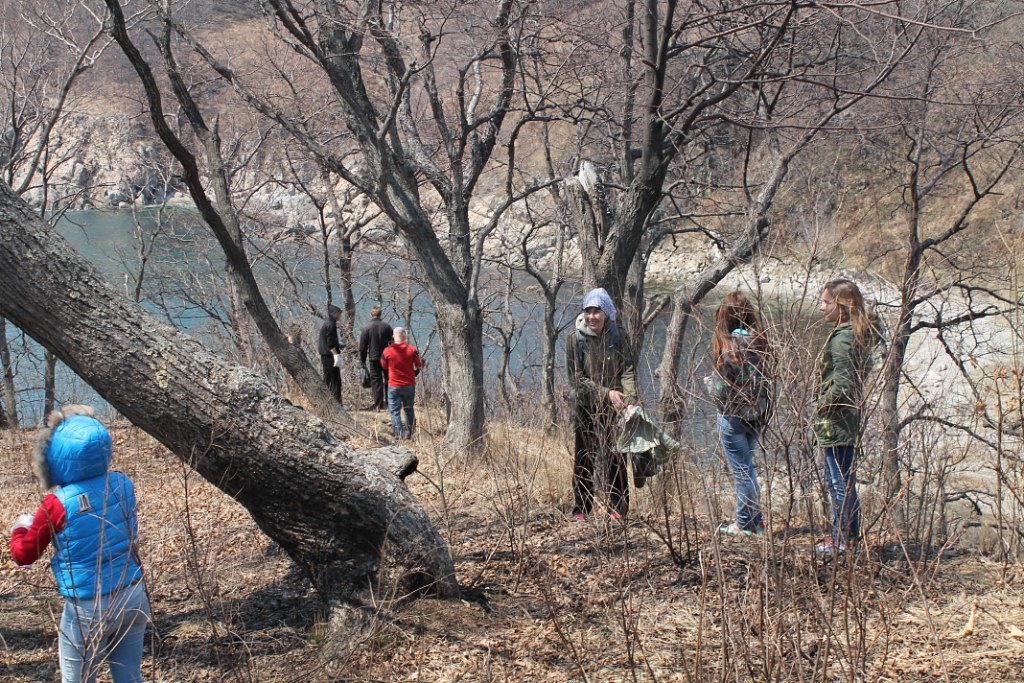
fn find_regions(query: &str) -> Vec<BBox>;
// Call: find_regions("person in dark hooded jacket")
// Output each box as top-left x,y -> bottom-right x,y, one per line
565,287 -> 637,520
9,405 -> 150,682
318,304 -> 345,403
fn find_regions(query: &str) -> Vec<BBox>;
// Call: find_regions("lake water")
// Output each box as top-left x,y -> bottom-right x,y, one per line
5,209 -> 696,426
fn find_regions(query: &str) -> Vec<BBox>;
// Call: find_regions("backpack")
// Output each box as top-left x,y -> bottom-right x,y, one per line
704,331 -> 773,427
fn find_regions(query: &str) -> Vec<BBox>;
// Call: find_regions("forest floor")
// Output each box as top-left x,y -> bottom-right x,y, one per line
2,411 -> 1024,682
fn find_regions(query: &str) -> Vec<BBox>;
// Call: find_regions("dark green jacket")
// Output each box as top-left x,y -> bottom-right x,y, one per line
565,315 -> 637,412
814,322 -> 873,447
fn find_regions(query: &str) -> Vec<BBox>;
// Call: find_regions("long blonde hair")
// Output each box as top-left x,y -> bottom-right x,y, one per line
823,279 -> 878,347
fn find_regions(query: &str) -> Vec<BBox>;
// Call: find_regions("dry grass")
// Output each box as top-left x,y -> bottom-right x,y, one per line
3,413 -> 1024,682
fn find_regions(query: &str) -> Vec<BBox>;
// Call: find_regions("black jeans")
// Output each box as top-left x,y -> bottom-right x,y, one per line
368,358 -> 388,409
572,406 -> 628,516
320,353 -> 342,403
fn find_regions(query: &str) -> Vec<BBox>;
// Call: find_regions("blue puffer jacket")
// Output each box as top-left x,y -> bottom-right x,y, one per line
47,415 -> 143,600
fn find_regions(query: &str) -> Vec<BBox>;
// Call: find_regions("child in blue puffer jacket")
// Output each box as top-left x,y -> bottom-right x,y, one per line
9,405 -> 150,683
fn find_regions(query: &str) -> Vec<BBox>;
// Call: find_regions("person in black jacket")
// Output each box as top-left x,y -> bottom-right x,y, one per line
317,305 -> 344,403
359,305 -> 393,411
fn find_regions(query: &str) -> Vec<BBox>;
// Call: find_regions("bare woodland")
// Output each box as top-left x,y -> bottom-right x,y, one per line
3,0 -> 1024,680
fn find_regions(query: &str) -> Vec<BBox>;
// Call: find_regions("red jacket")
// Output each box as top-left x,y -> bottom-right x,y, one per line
381,343 -> 424,387
9,494 -> 66,566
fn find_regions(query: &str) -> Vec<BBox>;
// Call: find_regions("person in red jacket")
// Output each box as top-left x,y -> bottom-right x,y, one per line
380,326 -> 425,439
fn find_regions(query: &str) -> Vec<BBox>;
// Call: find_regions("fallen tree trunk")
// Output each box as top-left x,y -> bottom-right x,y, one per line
0,181 -> 458,643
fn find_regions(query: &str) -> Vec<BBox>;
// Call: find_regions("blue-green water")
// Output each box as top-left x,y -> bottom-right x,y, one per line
5,208 -> 696,426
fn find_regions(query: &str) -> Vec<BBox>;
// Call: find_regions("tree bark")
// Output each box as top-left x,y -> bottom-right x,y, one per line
0,181 -> 458,642
516,215 -> 566,427
0,317 -> 17,429
337,228 -> 357,346
43,349 -> 56,418
878,317 -> 908,529
434,297 -> 486,453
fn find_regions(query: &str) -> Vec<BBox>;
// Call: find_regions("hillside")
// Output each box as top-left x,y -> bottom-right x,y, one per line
4,3 -> 1024,678
3,0 -> 1014,285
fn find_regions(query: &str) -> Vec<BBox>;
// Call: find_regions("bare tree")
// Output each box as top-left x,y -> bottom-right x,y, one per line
0,179 -> 458,647
483,264 -> 520,410
509,211 -> 571,426
95,0 -> 548,454
557,0 -> 800,334
548,1 -> 938,420
100,1 -> 356,429
865,15 -> 1024,535
0,0 -> 108,426
261,158 -> 383,343
317,170 -> 379,346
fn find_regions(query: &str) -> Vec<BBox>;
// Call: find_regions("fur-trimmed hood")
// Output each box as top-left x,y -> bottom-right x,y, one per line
33,405 -> 112,492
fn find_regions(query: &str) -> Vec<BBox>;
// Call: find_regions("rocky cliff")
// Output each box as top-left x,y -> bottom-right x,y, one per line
21,113 -> 183,210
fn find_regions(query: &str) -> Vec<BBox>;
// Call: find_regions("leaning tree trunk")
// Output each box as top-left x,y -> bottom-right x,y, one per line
653,216 -> 766,423
655,138 -> 800,422
0,182 -> 458,644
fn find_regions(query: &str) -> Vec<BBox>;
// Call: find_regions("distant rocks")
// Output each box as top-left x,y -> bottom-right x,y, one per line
21,113 -> 184,211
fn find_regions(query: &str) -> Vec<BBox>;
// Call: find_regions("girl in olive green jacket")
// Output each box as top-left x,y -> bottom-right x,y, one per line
814,279 -> 879,554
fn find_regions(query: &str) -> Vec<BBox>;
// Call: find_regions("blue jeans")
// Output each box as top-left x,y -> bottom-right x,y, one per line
59,580 -> 150,683
717,414 -> 762,530
823,445 -> 860,545
387,385 -> 416,438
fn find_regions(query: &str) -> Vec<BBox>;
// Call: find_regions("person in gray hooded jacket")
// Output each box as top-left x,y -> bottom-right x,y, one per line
565,287 -> 637,520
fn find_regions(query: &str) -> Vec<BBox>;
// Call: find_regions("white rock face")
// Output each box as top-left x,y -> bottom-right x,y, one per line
21,114 -> 179,210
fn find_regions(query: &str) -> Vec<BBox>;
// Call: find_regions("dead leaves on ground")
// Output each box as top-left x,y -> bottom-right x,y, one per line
3,425 -> 1024,681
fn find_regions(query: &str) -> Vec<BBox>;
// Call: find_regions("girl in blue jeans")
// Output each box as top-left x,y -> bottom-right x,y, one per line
717,414 -> 763,535
814,279 -> 880,554
9,405 -> 150,682
709,291 -> 771,536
